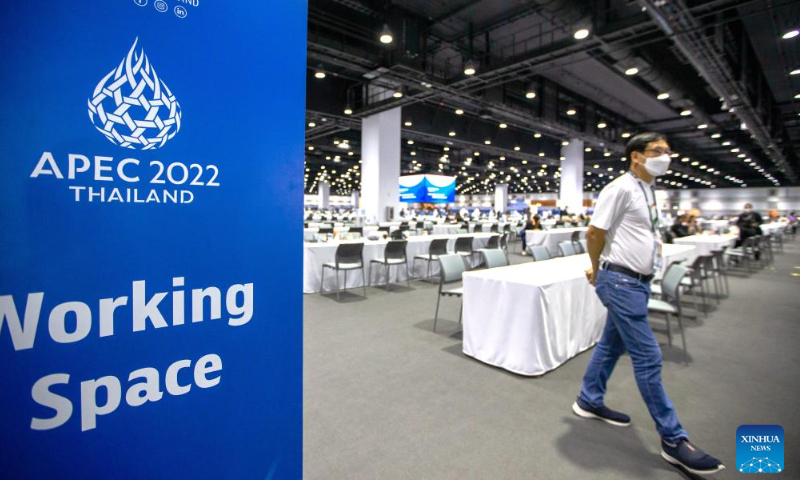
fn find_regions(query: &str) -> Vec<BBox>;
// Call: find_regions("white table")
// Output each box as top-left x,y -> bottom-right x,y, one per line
674,234 -> 737,257
525,227 -> 587,256
461,244 -> 696,376
659,244 -> 697,276
760,222 -> 786,235
303,233 -> 494,294
462,255 -> 606,376
433,225 -> 461,235
700,219 -> 730,232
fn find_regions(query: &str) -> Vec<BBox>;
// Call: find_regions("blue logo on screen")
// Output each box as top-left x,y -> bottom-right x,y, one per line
737,425 -> 784,473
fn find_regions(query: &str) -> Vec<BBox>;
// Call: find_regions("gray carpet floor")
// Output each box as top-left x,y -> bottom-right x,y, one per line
304,235 -> 800,479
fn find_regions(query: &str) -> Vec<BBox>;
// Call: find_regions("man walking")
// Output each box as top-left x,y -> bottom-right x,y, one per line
572,132 -> 724,475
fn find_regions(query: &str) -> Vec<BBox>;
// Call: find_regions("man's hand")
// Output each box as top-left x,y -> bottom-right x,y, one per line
585,267 -> 596,286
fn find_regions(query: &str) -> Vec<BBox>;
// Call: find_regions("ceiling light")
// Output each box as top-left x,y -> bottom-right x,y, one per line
314,67 -> 326,79
448,131 -> 456,137
795,93 -> 800,99
534,132 -> 542,138
625,67 -> 639,75
574,28 -> 590,40
463,59 -> 477,76
566,108 -> 577,115
308,122 -> 316,127
392,89 -> 403,98
657,92 -> 670,100
499,123 -> 507,129
307,146 -> 314,151
782,29 -> 799,39
344,107 -> 353,115
697,123 -> 708,129
455,109 -> 464,115
791,68 -> 800,75
711,133 -> 721,138
621,132 -> 631,138
561,140 -> 569,146
404,120 -> 413,127
514,145 -> 520,151
379,24 -> 394,44
407,140 -> 414,145
485,140 -> 492,145
680,109 -> 692,116
597,121 -> 607,129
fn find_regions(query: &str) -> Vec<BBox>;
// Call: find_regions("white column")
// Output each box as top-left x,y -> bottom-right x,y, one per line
317,182 -> 330,209
494,184 -> 508,213
361,107 -> 401,221
351,190 -> 360,210
559,138 -> 584,213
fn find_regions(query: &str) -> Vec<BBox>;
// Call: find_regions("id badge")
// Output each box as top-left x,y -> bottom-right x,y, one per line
652,237 -> 664,273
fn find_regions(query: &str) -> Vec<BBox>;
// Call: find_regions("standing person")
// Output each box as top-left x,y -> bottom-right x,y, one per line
736,203 -> 763,251
573,132 -> 724,475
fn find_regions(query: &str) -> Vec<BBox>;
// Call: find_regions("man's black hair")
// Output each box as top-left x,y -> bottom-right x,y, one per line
625,132 -> 667,167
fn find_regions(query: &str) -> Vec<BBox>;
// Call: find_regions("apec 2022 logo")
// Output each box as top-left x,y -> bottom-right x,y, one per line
737,425 -> 784,473
29,37 -> 220,204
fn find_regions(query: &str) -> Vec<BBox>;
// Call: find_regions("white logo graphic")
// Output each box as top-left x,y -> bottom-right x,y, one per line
87,38 -> 182,150
175,6 -> 188,18
154,1 -> 168,13
133,0 -> 148,6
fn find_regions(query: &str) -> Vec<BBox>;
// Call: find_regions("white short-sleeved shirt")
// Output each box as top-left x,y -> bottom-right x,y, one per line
590,172 -> 658,275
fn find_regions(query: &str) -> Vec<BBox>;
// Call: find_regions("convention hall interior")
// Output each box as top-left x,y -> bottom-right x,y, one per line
302,0 -> 800,478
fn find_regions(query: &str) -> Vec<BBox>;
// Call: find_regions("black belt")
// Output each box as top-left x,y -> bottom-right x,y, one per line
601,261 -> 654,283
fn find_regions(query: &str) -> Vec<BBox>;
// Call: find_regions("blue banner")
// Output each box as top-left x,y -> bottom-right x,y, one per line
399,175 -> 456,203
0,1 -> 305,478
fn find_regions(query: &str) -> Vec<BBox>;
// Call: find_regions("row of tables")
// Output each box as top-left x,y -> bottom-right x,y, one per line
303,232 -> 495,294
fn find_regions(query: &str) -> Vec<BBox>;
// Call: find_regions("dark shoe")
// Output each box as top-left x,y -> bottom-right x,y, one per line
661,439 -> 725,475
572,398 -> 631,427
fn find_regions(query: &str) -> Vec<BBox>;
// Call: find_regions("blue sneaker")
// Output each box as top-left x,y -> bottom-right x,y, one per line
572,398 -> 631,427
661,439 -> 725,475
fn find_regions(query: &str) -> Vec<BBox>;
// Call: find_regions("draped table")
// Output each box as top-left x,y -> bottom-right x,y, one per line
674,234 -> 737,257
760,222 -> 787,235
461,244 -> 696,376
525,227 -> 587,256
432,224 -> 461,235
304,233 -> 494,294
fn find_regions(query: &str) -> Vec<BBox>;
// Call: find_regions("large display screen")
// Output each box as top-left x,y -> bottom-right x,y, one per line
399,175 -> 456,203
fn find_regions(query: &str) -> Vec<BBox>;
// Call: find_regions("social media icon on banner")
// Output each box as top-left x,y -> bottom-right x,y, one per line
737,425 -> 784,473
154,1 -> 168,13
133,0 -> 148,7
174,6 -> 188,18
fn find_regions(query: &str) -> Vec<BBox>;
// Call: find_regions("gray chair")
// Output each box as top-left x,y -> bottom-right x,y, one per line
529,245 -> 551,262
571,230 -> 583,253
579,239 -> 588,254
477,234 -> 501,267
481,249 -> 508,269
455,236 -> 478,267
680,255 -> 713,316
413,238 -> 449,279
558,241 -> 576,257
321,242 -> 367,301
370,240 -> 410,291
648,263 -> 690,354
434,254 -> 467,332
725,236 -> 757,272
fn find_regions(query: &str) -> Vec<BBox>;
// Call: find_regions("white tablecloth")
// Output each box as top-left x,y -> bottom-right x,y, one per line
461,244 -> 696,376
433,225 -> 461,235
700,219 -> 730,232
303,233 -> 494,293
525,227 -> 587,256
760,222 -> 786,235
659,243 -> 697,275
462,255 -> 607,376
674,234 -> 737,257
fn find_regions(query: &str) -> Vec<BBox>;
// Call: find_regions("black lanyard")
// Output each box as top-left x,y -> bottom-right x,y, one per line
629,171 -> 659,233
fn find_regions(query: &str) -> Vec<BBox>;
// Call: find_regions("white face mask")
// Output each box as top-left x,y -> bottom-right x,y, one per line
641,153 -> 671,176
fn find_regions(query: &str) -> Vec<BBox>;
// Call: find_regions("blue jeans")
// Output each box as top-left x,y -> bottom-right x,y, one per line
579,268 -> 689,443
